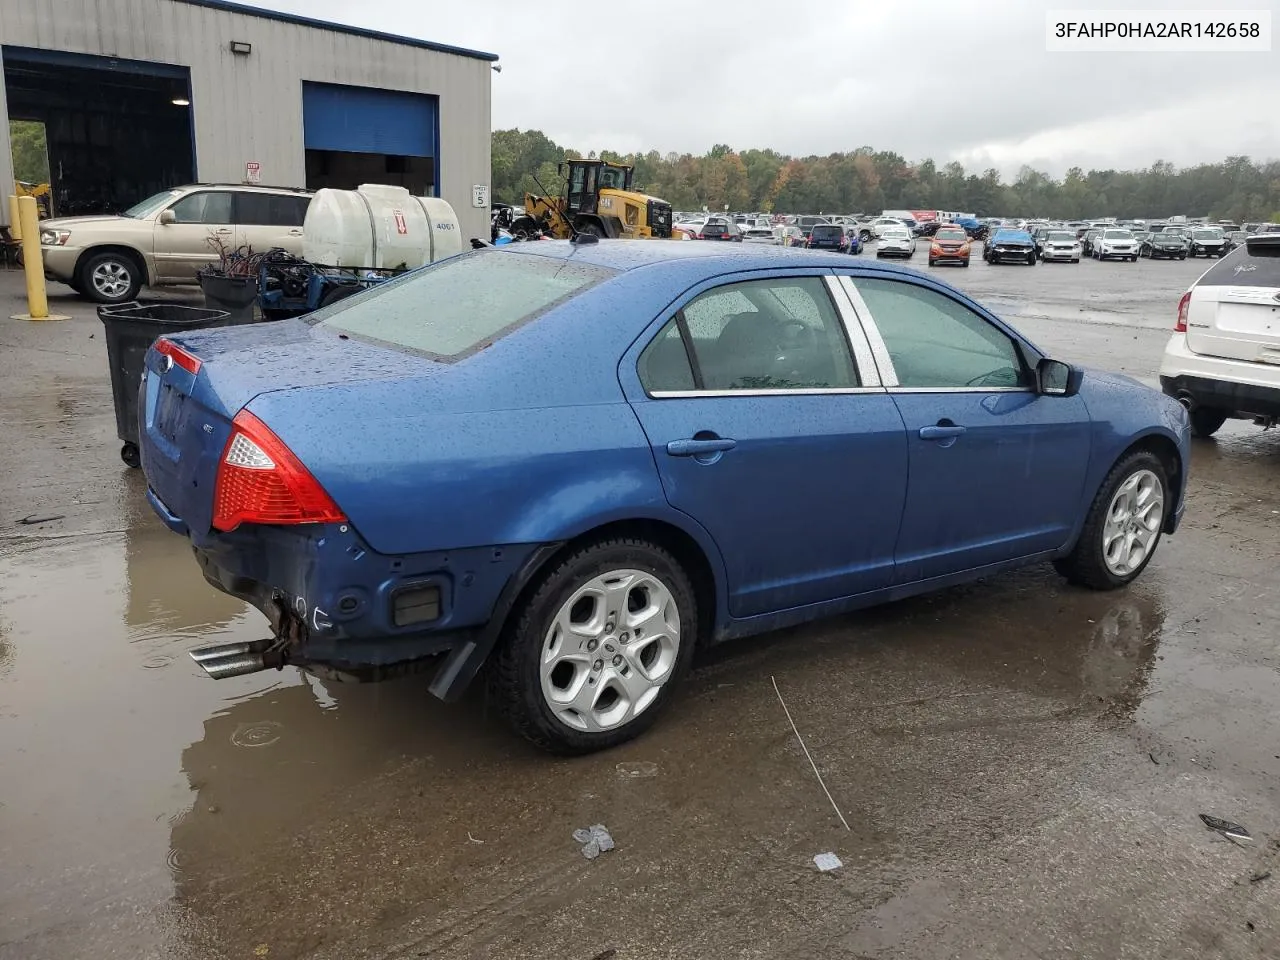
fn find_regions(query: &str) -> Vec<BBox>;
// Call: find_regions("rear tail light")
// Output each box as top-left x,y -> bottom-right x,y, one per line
212,410 -> 346,532
155,338 -> 202,375
1175,291 -> 1191,333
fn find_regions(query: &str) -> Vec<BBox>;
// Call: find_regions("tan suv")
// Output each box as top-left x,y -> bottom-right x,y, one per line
39,184 -> 312,304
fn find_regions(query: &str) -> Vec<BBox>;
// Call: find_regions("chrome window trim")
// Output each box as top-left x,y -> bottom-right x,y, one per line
834,275 -> 899,387
649,386 -> 888,399
821,274 -> 881,388
889,386 -> 1034,394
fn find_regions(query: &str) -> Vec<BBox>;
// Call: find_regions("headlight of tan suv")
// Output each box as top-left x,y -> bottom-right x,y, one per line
40,229 -> 71,246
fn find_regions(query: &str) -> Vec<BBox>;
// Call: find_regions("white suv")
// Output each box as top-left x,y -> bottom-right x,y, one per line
1159,234 -> 1280,436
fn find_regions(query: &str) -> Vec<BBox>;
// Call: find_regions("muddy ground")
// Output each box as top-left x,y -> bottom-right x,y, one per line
1,255 -> 1278,960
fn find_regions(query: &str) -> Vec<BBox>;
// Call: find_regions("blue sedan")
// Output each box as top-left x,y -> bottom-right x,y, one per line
140,240 -> 1190,753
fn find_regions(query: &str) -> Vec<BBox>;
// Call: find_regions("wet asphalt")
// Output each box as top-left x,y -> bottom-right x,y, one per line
1,251 -> 1278,960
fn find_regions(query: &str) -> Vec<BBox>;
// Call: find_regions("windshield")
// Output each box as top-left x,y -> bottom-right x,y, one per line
936,228 -> 967,241
123,189 -> 181,219
597,164 -> 630,190
1104,230 -> 1132,239
1192,229 -> 1219,240
1047,231 -> 1074,241
311,250 -> 614,360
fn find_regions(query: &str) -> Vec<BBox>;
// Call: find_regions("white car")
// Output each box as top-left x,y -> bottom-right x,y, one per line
1040,229 -> 1082,263
741,226 -> 778,244
875,226 -> 916,259
1095,229 -> 1139,262
1159,234 -> 1280,436
866,217 -> 909,239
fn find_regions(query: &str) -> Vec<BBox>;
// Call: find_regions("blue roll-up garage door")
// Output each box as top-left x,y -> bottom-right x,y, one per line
302,82 -> 437,158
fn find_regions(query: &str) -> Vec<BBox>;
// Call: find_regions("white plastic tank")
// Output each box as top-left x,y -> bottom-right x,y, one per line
304,184 -> 462,269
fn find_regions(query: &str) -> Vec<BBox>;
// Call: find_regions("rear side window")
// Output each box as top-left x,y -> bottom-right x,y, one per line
1198,238 -> 1280,287
311,251 -> 614,360
648,277 -> 859,392
236,192 -> 311,226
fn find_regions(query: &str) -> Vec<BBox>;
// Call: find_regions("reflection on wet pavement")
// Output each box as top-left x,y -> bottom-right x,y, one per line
2,270 -> 1280,959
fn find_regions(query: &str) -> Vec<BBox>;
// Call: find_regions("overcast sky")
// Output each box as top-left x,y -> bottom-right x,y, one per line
253,0 -> 1279,177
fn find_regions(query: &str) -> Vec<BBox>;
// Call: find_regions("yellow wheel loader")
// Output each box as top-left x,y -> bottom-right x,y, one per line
512,159 -> 674,240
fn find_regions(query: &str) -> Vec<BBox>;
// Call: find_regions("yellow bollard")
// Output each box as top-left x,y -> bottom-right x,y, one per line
11,195 -> 68,321
8,194 -> 21,241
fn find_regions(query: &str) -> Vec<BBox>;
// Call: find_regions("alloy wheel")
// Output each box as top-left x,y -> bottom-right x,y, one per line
92,260 -> 133,299
539,569 -> 681,732
1101,469 -> 1164,577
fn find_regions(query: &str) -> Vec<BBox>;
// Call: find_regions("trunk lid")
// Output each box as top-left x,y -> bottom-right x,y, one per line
1185,237 -> 1280,363
139,318 -> 432,535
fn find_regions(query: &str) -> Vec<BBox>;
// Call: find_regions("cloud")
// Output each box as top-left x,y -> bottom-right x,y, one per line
251,0 -> 1280,175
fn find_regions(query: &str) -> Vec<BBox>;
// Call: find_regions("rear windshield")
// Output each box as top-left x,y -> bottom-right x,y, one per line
810,225 -> 842,239
309,250 -> 614,360
1198,238 -> 1280,287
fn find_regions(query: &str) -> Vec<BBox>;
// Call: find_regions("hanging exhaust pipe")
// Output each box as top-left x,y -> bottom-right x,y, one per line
1176,391 -> 1196,411
189,638 -> 285,679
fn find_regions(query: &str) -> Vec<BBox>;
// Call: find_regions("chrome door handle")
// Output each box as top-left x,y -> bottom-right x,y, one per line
667,437 -> 737,457
919,424 -> 966,440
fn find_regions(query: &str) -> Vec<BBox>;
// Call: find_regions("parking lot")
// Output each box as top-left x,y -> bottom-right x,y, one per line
2,253 -> 1279,960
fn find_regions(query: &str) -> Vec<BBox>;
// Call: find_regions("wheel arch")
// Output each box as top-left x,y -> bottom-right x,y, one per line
428,512 -> 728,703
1123,432 -> 1184,533
75,244 -> 153,287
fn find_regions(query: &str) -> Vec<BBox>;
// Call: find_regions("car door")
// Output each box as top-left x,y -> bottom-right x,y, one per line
234,192 -> 309,256
621,272 -> 909,619
837,274 -> 1092,583
152,190 -> 234,280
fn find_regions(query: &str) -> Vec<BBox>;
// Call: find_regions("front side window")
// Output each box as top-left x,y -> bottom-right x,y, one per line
854,278 -> 1032,390
169,191 -> 233,225
656,277 -> 859,391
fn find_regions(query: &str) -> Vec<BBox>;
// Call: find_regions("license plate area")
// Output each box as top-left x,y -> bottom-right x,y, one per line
1217,302 -> 1280,339
156,383 -> 186,441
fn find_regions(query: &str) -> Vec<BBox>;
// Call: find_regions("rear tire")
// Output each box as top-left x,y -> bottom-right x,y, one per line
1053,450 -> 1169,590
489,538 -> 697,754
1189,407 -> 1228,438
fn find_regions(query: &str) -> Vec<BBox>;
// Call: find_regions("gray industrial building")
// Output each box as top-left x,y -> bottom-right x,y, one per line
0,0 -> 495,241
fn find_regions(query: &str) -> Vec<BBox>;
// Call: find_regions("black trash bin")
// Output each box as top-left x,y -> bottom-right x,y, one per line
98,302 -> 231,468
198,270 -> 259,324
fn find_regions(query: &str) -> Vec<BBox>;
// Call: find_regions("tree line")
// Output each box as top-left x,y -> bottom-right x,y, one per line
492,128 -> 1280,222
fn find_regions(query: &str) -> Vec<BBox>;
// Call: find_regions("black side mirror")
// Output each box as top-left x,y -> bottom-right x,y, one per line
1038,358 -> 1082,396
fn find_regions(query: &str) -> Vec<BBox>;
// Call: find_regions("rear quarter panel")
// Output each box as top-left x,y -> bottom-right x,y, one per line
249,387 -> 673,556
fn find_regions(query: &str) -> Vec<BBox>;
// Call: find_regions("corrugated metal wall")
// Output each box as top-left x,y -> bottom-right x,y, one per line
0,0 -> 493,241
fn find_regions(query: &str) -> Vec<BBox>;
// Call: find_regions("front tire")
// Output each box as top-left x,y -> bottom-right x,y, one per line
1054,451 -> 1168,590
80,251 -> 142,304
490,538 -> 697,754
1189,406 -> 1228,438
